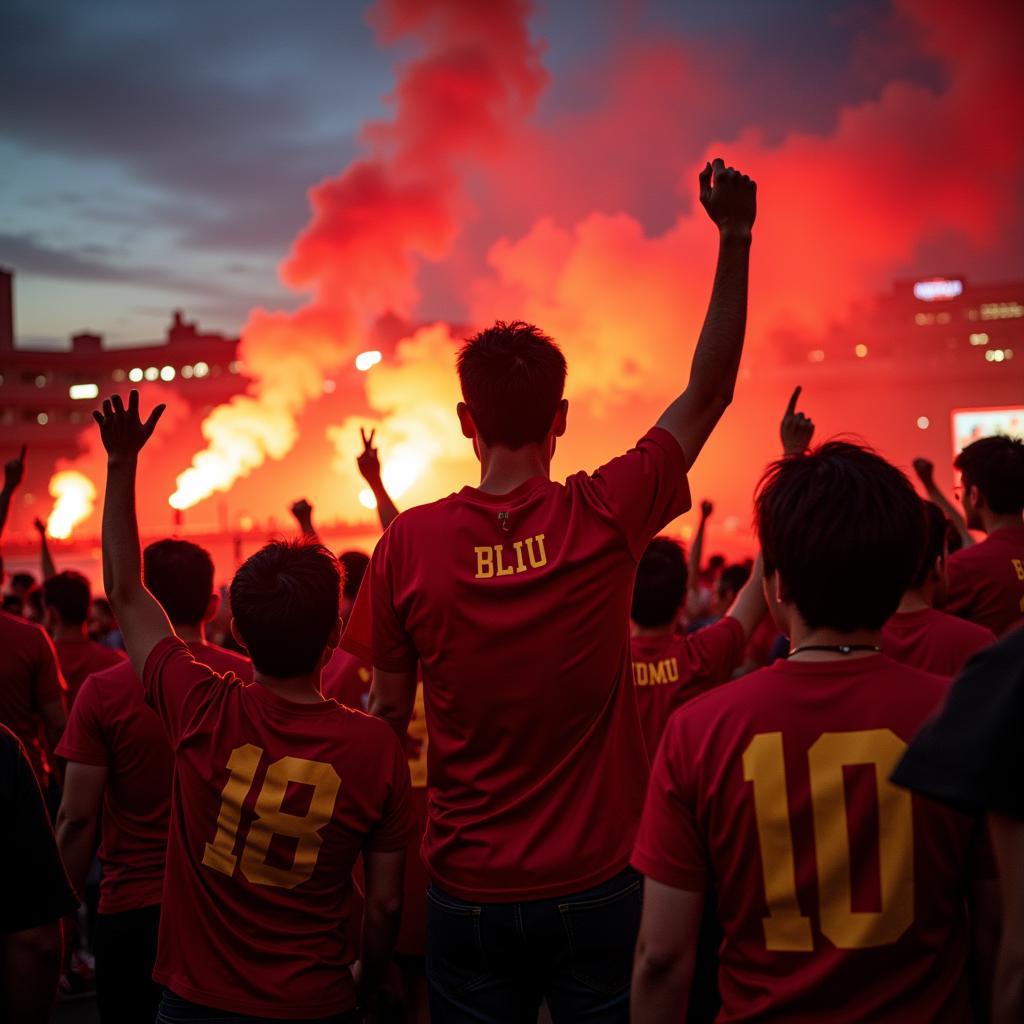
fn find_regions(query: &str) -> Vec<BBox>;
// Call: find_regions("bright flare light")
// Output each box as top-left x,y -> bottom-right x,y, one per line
358,447 -> 427,512
46,470 -> 97,540
355,350 -> 383,372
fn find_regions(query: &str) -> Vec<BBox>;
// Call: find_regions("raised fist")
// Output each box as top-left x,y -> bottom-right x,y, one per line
700,500 -> 714,519
699,158 -> 757,238
290,499 -> 313,526
912,458 -> 934,486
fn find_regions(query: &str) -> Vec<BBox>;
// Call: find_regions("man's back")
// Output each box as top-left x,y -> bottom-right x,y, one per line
945,526 -> 1024,636
882,607 -> 996,677
144,638 -> 412,1019
346,428 -> 690,900
634,655 -> 983,1023
53,635 -> 125,705
0,610 -> 65,782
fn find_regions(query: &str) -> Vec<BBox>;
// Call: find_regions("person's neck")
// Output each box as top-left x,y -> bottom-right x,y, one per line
254,671 -> 325,704
896,587 -> 932,614
477,444 -> 550,495
53,622 -> 88,642
631,621 -> 675,638
980,511 -> 1024,535
174,622 -> 206,645
788,625 -> 882,661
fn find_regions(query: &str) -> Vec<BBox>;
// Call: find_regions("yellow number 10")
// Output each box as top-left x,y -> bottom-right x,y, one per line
743,729 -> 914,952
202,744 -> 341,890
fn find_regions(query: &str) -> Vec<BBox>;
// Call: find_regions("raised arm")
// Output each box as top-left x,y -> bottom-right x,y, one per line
685,501 -> 712,618
656,159 -> 756,469
724,553 -> 767,639
94,392 -> 173,681
357,428 -> 400,531
780,386 -> 815,457
290,499 -> 321,543
913,458 -> 975,549
0,445 -> 26,542
33,519 -> 57,580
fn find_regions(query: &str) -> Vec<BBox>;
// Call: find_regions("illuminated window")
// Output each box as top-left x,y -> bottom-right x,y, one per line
37,412 -> 49,425
914,313 -> 936,326
160,365 -> 176,381
985,349 -> 1007,363
936,312 -> 951,324
1005,348 -> 1014,360
112,368 -> 127,381
35,374 -> 47,388
68,383 -> 99,400
193,361 -> 209,378
980,302 -> 1024,320
129,367 -> 144,383
144,366 -> 159,381
229,360 -> 241,374
181,365 -> 194,379
854,344 -> 868,358
969,333 -> 989,346
916,416 -> 930,430
808,349 -> 825,363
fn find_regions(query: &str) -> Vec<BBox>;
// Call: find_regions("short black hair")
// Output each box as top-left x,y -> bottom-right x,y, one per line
2,594 -> 22,614
229,540 -> 342,678
144,539 -> 215,627
42,570 -> 91,626
955,435 -> 1024,515
717,563 -> 751,600
338,551 -> 369,602
10,572 -> 36,592
755,441 -> 924,632
457,321 -> 567,449
632,537 -> 688,628
910,500 -> 954,590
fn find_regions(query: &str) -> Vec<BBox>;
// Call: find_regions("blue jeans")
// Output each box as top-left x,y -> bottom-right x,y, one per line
426,866 -> 642,1023
155,990 -> 359,1023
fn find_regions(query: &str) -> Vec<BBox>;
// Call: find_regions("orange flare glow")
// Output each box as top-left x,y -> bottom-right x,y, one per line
46,470 -> 97,540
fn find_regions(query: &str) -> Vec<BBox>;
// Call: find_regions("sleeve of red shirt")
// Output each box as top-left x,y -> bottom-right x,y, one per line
679,617 -> 746,699
340,530 -> 417,673
588,429 -> 692,559
142,636 -> 224,746
55,675 -> 108,767
365,724 -> 416,852
941,549 -> 977,619
32,625 -> 66,709
631,715 -> 709,891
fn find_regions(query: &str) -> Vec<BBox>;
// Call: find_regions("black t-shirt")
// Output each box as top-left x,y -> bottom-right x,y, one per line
0,724 -> 78,933
892,627 -> 1024,819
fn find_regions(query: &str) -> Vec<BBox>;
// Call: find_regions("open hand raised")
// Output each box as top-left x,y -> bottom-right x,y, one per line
93,391 -> 165,461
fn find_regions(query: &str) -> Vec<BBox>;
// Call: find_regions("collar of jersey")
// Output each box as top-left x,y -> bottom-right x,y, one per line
773,652 -> 889,675
247,681 -> 341,715
457,476 -> 550,506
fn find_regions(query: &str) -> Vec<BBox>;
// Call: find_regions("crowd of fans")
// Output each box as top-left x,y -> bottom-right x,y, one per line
1,159 -> 1023,1024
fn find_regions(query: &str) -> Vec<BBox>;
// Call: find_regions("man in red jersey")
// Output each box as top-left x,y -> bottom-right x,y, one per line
93,392 -> 414,1023
342,158 -> 756,1022
630,537 -> 765,755
42,570 -> 126,705
55,538 -> 253,1024
883,500 -> 996,675
942,436 -> 1024,636
631,441 -> 998,1023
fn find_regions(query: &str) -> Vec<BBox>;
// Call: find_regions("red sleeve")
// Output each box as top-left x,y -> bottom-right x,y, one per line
340,531 -> 417,673
631,715 -> 709,890
32,627 -> 66,708
587,429 -> 692,559
680,617 -> 746,695
143,636 -> 224,745
54,676 -> 108,767
365,726 -> 416,852
942,550 -> 978,618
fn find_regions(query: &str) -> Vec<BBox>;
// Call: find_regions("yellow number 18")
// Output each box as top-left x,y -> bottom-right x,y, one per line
743,729 -> 914,951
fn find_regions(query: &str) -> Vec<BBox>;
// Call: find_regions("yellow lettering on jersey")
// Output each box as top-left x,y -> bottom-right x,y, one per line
1013,557 -> 1024,582
632,658 -> 680,687
512,540 -> 527,573
525,534 -> 548,569
475,546 -> 495,579
634,663 -> 648,686
494,545 -> 515,577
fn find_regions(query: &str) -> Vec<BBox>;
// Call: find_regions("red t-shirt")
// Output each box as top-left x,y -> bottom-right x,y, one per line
144,637 -> 414,1019
321,649 -> 372,710
343,428 -> 690,902
631,617 -> 745,756
54,636 -> 126,706
55,641 -> 253,914
0,610 -> 66,783
944,525 -> 1024,637
882,607 -> 996,677
633,655 -> 985,1023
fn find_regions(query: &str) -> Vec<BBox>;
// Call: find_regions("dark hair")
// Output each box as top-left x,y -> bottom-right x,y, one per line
10,572 -> 36,592
42,570 -> 91,626
632,537 -> 688,627
338,551 -> 369,602
144,539 -> 215,627
229,540 -> 342,678
955,435 -> 1024,515
26,586 -> 44,620
717,563 -> 752,600
910,501 -> 955,590
755,441 -> 924,631
2,594 -> 22,614
707,554 -> 726,572
457,321 -> 567,449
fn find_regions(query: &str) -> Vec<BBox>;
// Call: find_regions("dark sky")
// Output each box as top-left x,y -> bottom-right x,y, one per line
0,0 -> 967,347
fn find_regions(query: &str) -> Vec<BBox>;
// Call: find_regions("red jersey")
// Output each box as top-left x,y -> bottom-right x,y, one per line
321,649 -> 372,710
144,637 -> 413,1019
631,616 -> 745,755
55,640 -> 253,914
882,607 -> 996,677
944,525 -> 1024,636
633,655 -> 984,1023
344,428 -> 690,901
0,610 -> 66,782
54,636 -> 126,705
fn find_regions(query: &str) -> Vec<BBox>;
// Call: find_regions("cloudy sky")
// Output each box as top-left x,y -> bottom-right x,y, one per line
2,0 -> 978,349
